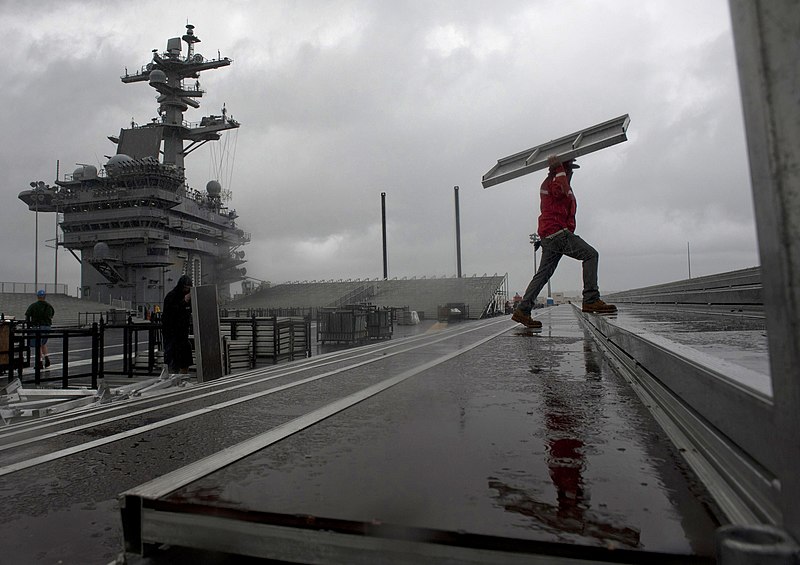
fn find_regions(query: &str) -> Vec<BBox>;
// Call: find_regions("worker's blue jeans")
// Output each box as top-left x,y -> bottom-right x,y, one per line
518,229 -> 600,313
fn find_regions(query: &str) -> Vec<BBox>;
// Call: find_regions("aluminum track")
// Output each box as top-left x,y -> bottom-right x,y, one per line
574,305 -> 779,526
0,318 -> 513,476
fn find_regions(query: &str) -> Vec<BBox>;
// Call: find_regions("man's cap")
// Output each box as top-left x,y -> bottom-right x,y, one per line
36,289 -> 46,297
549,158 -> 580,170
177,275 -> 193,287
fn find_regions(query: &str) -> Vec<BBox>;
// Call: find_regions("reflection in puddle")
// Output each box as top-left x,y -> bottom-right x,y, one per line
583,339 -> 601,378
490,335 -> 640,549
488,478 -> 641,548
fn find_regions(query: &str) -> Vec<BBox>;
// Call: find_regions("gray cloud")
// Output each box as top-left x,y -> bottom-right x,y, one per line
0,0 -> 759,299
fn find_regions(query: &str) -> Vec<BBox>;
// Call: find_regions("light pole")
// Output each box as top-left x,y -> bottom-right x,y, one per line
528,233 -> 551,307
45,198 -> 61,291
529,233 -> 540,274
30,182 -> 41,290
30,180 -> 57,293
35,199 -> 39,291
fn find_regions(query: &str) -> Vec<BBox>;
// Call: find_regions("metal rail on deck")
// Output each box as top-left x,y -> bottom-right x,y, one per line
0,324 -> 475,444
0,320 -> 511,477
575,306 -> 779,526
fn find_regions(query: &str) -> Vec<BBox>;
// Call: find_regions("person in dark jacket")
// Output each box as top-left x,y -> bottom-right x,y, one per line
512,154 -> 616,330
162,275 -> 193,374
25,289 -> 55,368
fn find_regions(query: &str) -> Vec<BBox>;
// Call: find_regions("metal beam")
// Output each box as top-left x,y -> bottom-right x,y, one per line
482,114 -> 630,188
577,307 -> 779,525
729,0 -> 800,542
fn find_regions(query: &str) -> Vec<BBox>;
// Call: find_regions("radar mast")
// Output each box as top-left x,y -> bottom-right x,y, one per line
120,24 -> 240,171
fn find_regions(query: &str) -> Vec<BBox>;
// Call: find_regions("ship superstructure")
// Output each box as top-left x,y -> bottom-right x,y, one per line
19,24 -> 248,310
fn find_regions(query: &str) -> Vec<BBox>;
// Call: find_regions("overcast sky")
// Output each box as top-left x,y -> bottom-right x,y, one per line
0,0 -> 760,299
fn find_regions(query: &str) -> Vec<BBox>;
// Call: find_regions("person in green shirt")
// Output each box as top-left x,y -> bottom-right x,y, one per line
25,289 -> 55,368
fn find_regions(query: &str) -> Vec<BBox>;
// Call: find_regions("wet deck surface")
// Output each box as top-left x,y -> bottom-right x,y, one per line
161,307 -> 721,558
0,305 -> 744,563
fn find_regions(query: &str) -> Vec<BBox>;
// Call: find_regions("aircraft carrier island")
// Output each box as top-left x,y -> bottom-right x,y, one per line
18,24 -> 249,310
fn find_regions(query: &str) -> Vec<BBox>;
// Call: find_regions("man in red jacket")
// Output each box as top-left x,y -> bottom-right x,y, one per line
512,154 -> 616,329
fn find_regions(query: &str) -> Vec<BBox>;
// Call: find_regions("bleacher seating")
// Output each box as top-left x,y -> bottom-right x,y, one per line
0,275 -> 508,327
227,276 -> 507,320
230,282 -> 365,311
0,293 -> 113,326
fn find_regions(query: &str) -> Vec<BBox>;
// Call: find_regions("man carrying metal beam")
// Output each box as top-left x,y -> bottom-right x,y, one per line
512,155 -> 616,329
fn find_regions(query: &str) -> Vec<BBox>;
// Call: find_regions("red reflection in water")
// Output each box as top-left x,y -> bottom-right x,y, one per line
489,342 -> 640,548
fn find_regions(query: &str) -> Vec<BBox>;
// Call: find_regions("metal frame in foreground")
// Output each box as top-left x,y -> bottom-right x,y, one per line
121,503 -> 710,565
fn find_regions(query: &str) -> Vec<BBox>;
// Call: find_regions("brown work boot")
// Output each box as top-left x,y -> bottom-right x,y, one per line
512,309 -> 543,328
582,299 -> 617,313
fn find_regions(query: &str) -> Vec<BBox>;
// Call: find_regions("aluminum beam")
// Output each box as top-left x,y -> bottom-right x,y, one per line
729,0 -> 800,542
482,114 -> 630,188
576,307 -> 779,525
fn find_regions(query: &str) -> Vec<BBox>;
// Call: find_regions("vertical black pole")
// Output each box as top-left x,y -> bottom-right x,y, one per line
127,315 -> 135,378
34,328 -> 41,385
122,318 -> 130,378
62,332 -> 69,388
687,241 -> 692,279
381,192 -> 388,280
272,316 -> 279,365
148,322 -> 155,373
98,318 -> 104,384
91,322 -> 99,389
251,314 -> 257,367
454,186 -> 462,278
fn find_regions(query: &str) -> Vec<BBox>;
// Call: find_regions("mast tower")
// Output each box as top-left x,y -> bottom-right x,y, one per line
18,24 -> 249,311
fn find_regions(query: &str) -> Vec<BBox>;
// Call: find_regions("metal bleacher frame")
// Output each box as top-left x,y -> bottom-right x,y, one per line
219,316 -> 311,372
605,267 -> 762,314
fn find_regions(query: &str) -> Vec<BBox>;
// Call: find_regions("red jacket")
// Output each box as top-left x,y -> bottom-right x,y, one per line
537,164 -> 576,238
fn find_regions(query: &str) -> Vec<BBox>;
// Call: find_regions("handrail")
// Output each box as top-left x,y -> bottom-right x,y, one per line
8,324 -> 101,388
0,282 -> 69,295
327,283 -> 375,309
